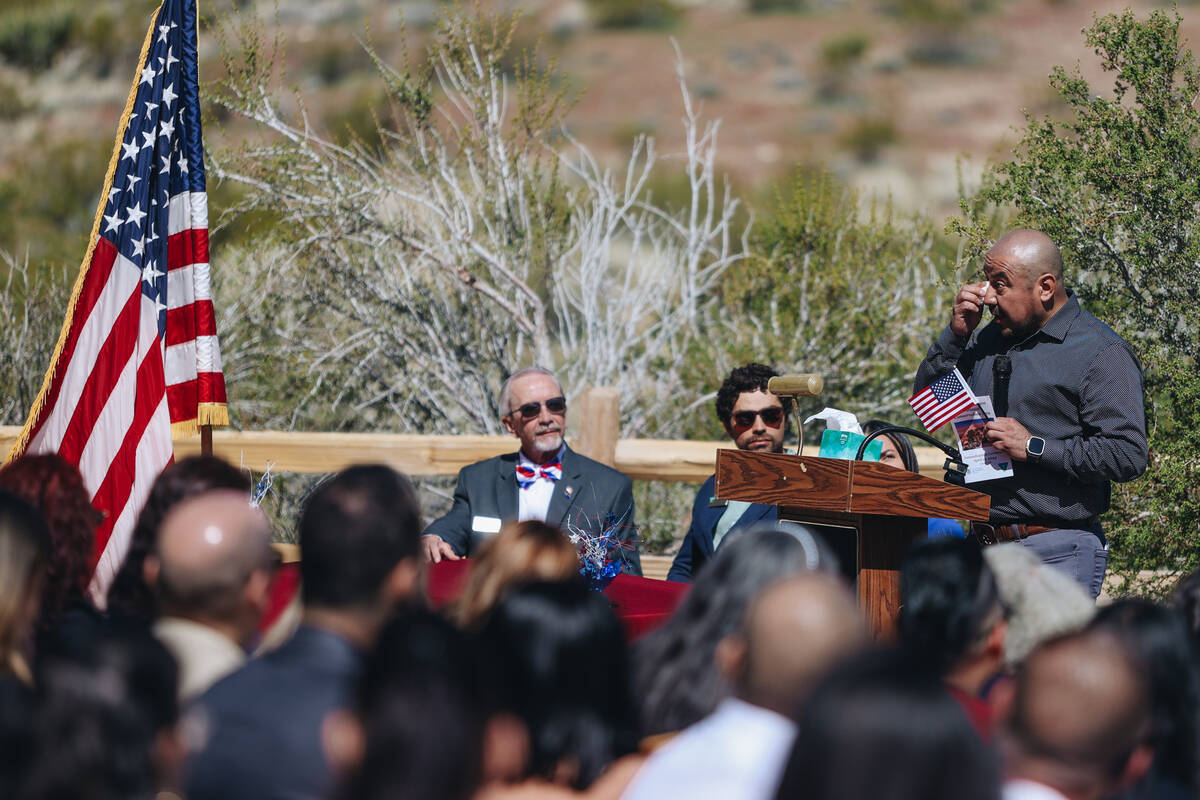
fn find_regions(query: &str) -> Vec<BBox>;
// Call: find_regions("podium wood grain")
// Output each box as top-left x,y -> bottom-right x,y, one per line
716,449 -> 991,638
715,450 -> 989,521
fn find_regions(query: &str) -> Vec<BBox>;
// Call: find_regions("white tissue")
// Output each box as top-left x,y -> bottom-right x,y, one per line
803,407 -> 864,435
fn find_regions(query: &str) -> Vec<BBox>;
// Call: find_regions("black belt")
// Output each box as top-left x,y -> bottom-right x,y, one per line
972,518 -> 1098,545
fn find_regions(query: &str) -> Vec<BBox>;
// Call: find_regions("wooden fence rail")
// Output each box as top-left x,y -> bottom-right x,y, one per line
0,426 -> 949,482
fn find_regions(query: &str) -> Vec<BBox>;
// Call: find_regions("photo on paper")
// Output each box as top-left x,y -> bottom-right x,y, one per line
950,397 -> 1014,484
955,419 -> 988,450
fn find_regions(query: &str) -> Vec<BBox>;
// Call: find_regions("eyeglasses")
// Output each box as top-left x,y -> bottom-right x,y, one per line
731,407 -> 785,428
509,396 -> 567,420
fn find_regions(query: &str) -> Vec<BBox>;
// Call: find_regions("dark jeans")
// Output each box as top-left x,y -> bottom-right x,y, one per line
1016,527 -> 1107,599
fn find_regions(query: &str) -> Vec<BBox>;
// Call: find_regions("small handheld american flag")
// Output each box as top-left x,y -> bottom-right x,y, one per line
908,369 -> 979,432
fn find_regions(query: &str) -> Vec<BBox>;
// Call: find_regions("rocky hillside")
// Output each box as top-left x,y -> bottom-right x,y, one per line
0,0 -> 1188,265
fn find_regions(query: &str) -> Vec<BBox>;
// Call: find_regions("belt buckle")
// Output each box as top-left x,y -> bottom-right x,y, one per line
973,523 -> 998,546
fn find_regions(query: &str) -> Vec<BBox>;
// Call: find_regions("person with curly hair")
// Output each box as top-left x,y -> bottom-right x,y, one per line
667,363 -> 791,583
0,454 -> 103,664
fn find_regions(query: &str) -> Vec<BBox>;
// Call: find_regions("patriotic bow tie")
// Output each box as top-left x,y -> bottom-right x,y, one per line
516,459 -> 563,489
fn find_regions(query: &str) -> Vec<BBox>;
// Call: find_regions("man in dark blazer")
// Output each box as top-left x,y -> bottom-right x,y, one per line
668,364 -> 789,583
186,466 -> 424,800
422,367 -> 640,575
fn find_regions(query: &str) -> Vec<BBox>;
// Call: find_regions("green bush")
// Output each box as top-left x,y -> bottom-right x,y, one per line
683,170 -> 956,443
839,115 -> 898,161
0,75 -> 27,119
821,32 -> 869,69
586,0 -> 681,30
0,136 -> 109,267
0,4 -> 78,72
747,0 -> 807,11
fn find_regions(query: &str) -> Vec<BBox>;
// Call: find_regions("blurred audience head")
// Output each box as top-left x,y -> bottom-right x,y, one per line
1090,599 -> 1199,795
1003,629 -> 1152,799
299,465 -> 423,629
634,525 -> 837,735
0,490 -> 50,683
774,650 -> 1001,800
17,626 -> 181,800
899,538 -> 1006,692
983,543 -> 1094,668
0,454 -> 100,628
453,520 -> 578,629
107,455 -> 251,623
862,420 -> 919,472
478,579 -> 637,790
147,489 -> 275,647
718,572 -> 866,716
329,609 -> 486,800
1171,567 -> 1200,652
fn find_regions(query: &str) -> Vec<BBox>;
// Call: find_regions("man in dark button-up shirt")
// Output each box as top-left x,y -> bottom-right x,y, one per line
915,229 -> 1147,598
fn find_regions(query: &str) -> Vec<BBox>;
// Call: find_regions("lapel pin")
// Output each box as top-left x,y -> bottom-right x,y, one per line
564,485 -> 574,498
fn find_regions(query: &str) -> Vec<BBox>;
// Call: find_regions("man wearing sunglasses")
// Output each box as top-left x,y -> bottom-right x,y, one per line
421,366 -> 641,574
667,363 -> 790,582
915,229 -> 1146,599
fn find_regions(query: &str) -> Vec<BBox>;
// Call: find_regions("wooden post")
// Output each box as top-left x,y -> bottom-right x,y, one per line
572,386 -> 620,467
200,424 -> 212,457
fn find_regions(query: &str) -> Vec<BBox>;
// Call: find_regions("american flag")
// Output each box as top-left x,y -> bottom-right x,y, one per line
5,0 -> 227,601
909,369 -> 978,432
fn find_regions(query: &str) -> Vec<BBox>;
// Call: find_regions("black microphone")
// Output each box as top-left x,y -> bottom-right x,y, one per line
993,356 -> 1011,418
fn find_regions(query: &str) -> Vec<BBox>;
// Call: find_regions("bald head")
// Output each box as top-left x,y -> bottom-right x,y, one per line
989,229 -> 1064,286
731,573 -> 868,716
1008,630 -> 1150,792
155,490 -> 274,623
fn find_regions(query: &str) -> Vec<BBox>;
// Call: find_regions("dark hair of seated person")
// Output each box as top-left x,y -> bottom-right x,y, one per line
714,363 -> 792,425
862,419 -> 920,472
898,537 -> 1002,676
299,465 -> 423,609
1171,568 -> 1200,655
1091,599 -> 1200,796
0,490 -> 51,683
107,455 -> 251,624
336,608 -> 486,800
633,526 -> 836,736
18,626 -> 180,800
477,579 -> 638,790
773,649 -> 1002,800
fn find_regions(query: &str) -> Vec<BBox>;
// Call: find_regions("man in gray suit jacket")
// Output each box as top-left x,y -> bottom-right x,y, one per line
422,367 -> 640,575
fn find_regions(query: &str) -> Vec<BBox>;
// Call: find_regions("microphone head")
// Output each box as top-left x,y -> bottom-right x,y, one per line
766,374 -> 824,398
993,355 -> 1011,376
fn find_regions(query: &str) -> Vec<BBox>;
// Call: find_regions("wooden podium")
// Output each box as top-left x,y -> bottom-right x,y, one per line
715,449 -> 990,637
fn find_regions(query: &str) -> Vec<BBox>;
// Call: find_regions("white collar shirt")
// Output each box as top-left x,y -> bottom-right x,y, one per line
1003,779 -> 1072,800
517,445 -> 565,523
153,616 -> 247,702
621,697 -> 797,800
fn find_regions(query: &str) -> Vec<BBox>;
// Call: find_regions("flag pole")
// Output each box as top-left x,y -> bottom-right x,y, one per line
201,423 -> 212,457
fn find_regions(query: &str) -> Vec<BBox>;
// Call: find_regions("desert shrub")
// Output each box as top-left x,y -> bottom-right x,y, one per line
683,170 -> 955,443
0,75 -> 27,118
0,136 -> 110,267
821,32 -> 869,68
586,0 -> 681,30
0,255 -> 71,426
839,115 -> 898,161
0,4 -> 77,71
747,0 -> 808,11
